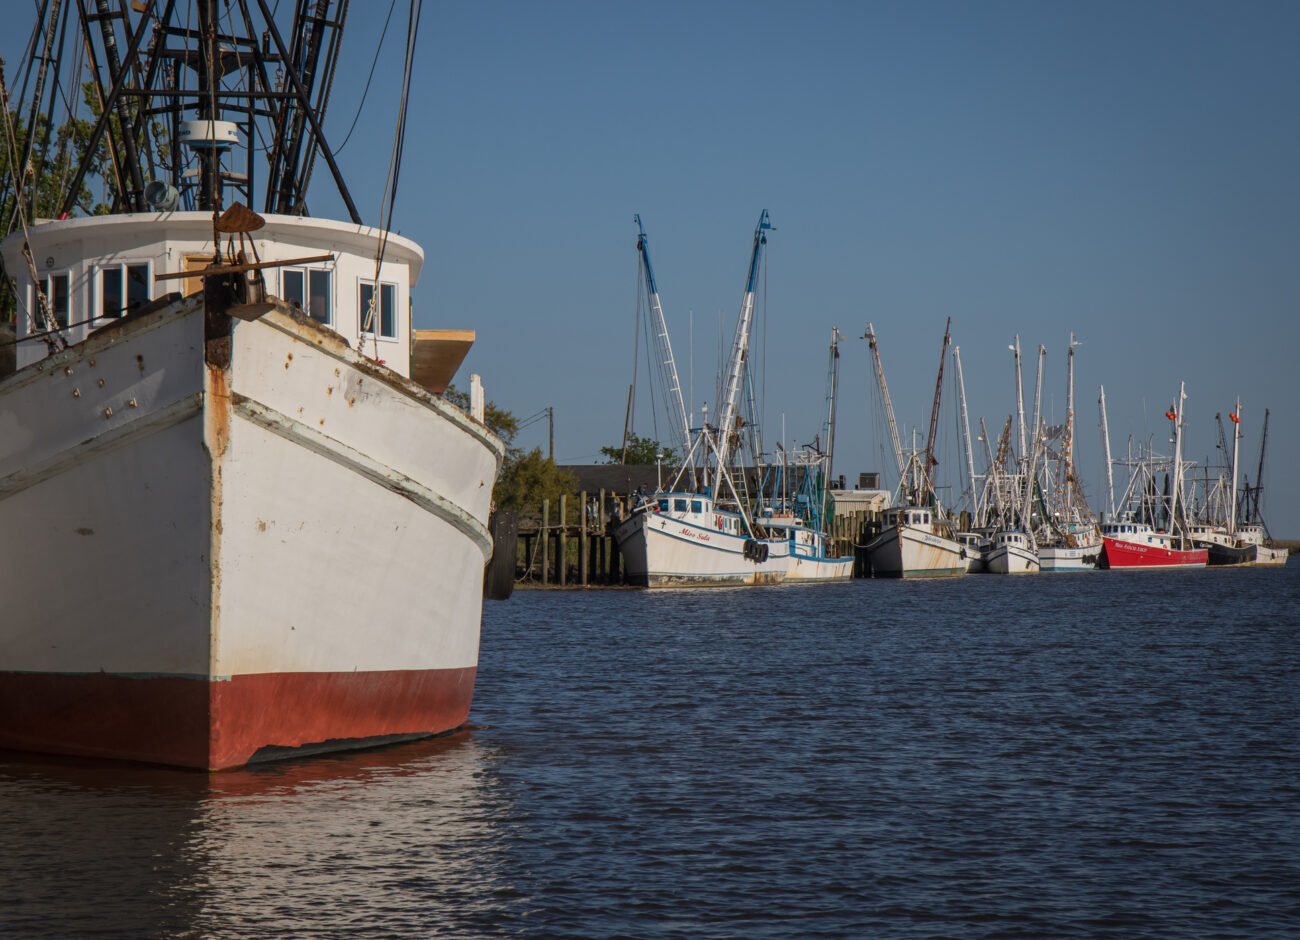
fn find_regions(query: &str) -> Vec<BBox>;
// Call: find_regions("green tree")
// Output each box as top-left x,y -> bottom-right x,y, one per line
493,447 -> 577,522
599,433 -> 676,465
1,94 -> 115,323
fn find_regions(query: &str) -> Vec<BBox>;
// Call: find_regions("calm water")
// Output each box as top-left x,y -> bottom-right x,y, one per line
3,565 -> 1299,938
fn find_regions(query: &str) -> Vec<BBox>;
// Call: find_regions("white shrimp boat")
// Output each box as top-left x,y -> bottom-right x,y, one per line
1216,525 -> 1288,567
1194,401 -> 1288,568
865,506 -> 967,578
614,212 -> 794,587
955,531 -> 989,572
759,511 -> 853,582
0,4 -> 502,768
1037,539 -> 1101,571
616,492 -> 790,587
862,321 -> 966,579
986,529 -> 1040,574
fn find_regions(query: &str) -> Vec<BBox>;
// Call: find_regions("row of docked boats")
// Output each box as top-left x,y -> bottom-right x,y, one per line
855,328 -> 1286,578
612,219 -> 1287,586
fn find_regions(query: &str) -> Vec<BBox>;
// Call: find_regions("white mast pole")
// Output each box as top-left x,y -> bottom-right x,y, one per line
1229,398 -> 1241,536
821,328 -> 842,529
1027,344 -> 1046,534
1099,385 -> 1116,519
865,322 -> 906,488
1063,334 -> 1078,516
634,215 -> 693,485
712,210 -> 771,494
1169,383 -> 1187,541
1012,336 -> 1027,461
954,346 -> 978,527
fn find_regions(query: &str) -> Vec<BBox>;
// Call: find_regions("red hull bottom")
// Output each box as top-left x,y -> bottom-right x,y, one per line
0,667 -> 477,770
1098,537 -> 1207,570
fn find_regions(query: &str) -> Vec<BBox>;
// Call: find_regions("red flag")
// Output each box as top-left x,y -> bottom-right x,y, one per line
1164,409 -> 1176,421
1229,412 -> 1240,424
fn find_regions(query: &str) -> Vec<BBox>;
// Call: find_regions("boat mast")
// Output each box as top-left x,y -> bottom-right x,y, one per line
953,345 -> 979,527
1060,334 -> 1079,518
634,214 -> 694,486
54,0 -> 360,222
922,318 -> 952,507
1026,343 -> 1046,529
1251,408 -> 1270,527
1229,398 -> 1241,536
1011,336 -> 1027,461
1099,385 -> 1115,519
864,322 -> 906,489
819,327 -> 842,529
712,211 -> 771,496
1169,383 -> 1187,542
980,416 -> 1000,523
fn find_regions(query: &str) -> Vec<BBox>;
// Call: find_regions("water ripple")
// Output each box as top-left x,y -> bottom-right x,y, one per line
1,563 -> 1297,937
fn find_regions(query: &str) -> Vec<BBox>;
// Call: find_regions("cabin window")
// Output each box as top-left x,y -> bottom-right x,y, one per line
658,500 -> 669,512
674,499 -> 688,512
37,273 -> 71,329
359,280 -> 396,338
691,501 -> 702,514
98,262 -> 150,320
282,267 -> 332,324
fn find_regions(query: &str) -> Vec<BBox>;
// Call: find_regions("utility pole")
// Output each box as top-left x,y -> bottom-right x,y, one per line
548,406 -> 554,462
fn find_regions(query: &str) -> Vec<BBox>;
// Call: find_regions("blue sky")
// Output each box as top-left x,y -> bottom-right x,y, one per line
10,1 -> 1299,533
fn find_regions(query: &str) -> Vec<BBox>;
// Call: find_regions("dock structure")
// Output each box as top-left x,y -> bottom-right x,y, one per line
515,489 -> 629,587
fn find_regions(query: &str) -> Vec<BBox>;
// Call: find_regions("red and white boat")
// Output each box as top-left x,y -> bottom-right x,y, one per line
0,4 -> 502,768
1098,521 -> 1207,569
1099,383 -> 1206,571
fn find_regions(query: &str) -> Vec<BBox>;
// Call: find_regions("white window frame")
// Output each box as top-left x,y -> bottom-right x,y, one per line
35,271 -> 72,330
280,266 -> 333,325
358,279 -> 398,341
97,260 -> 152,322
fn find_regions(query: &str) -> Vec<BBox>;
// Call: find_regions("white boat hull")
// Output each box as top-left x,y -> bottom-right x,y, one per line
0,302 -> 502,769
987,543 -> 1040,575
866,524 -> 966,579
1250,545 -> 1289,566
1038,544 -> 1100,571
614,510 -> 790,587
785,553 -> 854,582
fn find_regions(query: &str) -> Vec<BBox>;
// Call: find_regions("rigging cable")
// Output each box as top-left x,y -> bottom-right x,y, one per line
363,0 -> 421,360
0,56 -> 65,349
334,0 -> 397,155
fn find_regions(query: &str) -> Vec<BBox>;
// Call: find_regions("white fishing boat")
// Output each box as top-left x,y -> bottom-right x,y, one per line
617,491 -> 789,587
1200,402 -> 1287,567
955,531 -> 989,572
772,521 -> 854,582
1036,336 -> 1101,571
613,212 -> 791,587
986,529 -> 1040,574
753,328 -> 854,583
1037,538 -> 1101,571
0,3 -> 502,769
866,505 -> 968,578
1224,525 -> 1288,567
861,321 -> 966,579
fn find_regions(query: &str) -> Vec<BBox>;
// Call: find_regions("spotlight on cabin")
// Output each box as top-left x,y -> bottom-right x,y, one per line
144,180 -> 179,211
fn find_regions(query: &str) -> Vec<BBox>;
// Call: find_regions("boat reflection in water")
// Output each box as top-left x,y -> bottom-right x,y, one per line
0,734 -> 520,936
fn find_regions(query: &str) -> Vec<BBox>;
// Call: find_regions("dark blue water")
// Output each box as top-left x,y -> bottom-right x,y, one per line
3,565 -> 1299,938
